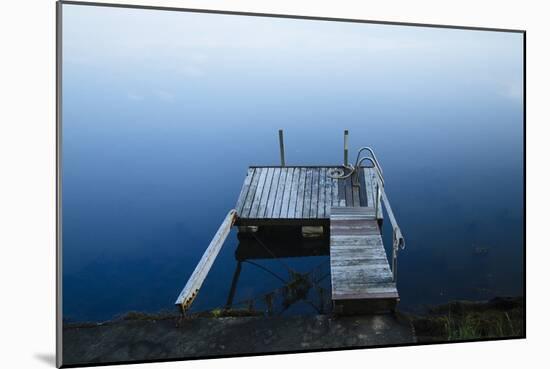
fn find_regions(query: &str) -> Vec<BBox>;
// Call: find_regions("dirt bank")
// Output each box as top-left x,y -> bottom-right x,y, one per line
62,296 -> 524,366
63,313 -> 414,366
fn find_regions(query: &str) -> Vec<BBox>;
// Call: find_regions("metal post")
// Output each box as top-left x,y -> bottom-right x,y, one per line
278,129 -> 286,167
344,130 -> 349,166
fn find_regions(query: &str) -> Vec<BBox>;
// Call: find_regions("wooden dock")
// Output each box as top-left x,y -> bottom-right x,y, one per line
176,133 -> 404,315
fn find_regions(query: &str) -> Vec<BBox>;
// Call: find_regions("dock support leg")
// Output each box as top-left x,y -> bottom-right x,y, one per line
225,261 -> 242,309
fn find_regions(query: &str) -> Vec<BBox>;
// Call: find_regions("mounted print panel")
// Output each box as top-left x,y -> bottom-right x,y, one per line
57,1 -> 525,367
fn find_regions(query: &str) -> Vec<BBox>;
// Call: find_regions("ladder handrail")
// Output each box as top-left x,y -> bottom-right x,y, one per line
354,147 -> 384,175
356,157 -> 385,187
355,148 -> 405,283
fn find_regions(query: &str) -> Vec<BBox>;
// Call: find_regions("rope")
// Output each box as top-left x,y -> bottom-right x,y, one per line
242,260 -> 287,284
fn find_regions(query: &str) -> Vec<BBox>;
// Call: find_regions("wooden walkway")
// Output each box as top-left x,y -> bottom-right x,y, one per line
235,166 -> 382,225
330,207 -> 398,314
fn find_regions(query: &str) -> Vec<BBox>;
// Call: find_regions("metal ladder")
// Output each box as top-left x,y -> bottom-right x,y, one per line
329,147 -> 405,282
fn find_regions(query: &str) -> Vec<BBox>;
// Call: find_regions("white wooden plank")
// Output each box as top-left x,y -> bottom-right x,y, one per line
235,168 -> 255,215
317,168 -> 326,218
264,167 -> 281,218
324,168 -> 333,217
249,168 -> 268,218
175,210 -> 237,311
287,168 -> 301,219
310,168 -> 320,218
331,177 -> 339,209
280,168 -> 294,218
272,168 -> 287,218
241,168 -> 261,218
256,167 -> 275,218
295,168 -> 307,218
303,168 -> 313,218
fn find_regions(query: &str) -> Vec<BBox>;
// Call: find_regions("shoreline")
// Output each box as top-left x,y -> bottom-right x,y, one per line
63,296 -> 524,366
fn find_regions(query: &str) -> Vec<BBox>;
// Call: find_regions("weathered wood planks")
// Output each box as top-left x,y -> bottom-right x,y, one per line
175,209 -> 237,312
235,166 -> 380,224
363,167 -> 384,221
330,206 -> 398,314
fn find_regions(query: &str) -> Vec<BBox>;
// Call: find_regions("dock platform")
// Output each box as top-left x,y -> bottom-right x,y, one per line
235,166 -> 383,226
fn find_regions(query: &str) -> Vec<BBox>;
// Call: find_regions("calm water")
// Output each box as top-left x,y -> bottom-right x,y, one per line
61,5 -> 524,321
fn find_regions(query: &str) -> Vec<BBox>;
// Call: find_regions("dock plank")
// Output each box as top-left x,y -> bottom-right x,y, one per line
318,168 -> 326,218
358,167 -> 367,207
258,168 -> 275,218
324,169 -> 333,217
303,168 -> 313,218
310,168 -> 320,218
287,168 -> 300,219
241,168 -> 261,218
331,177 -> 339,210
236,168 -> 255,216
295,168 -> 308,218
344,176 -> 353,207
272,168 -> 288,218
352,174 -> 360,207
265,168 -> 281,218
249,168 -> 269,218
364,168 -> 374,208
279,168 -> 294,218
338,177 -> 346,207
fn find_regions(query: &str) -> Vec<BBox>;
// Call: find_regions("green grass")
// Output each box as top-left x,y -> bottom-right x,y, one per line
408,297 -> 524,342
444,310 -> 523,340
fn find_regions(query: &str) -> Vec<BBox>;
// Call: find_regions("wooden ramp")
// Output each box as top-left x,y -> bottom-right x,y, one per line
330,207 -> 398,314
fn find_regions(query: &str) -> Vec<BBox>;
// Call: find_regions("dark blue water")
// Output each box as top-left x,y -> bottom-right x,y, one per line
61,5 -> 524,321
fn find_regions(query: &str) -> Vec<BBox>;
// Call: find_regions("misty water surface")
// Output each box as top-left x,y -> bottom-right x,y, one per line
61,5 -> 524,321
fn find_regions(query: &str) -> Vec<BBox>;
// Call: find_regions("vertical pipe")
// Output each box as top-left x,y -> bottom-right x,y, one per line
278,129 -> 286,167
344,130 -> 349,166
